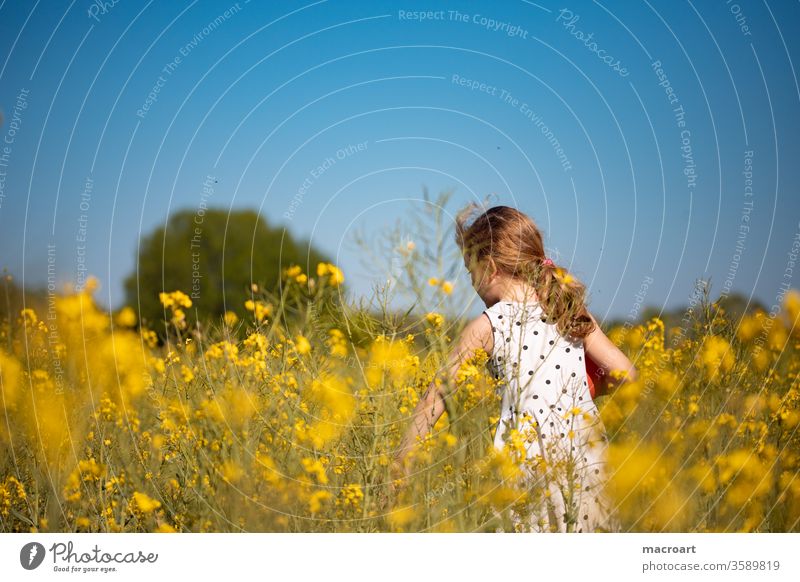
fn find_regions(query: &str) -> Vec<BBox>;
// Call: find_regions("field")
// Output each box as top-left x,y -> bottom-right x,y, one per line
1,266 -> 799,533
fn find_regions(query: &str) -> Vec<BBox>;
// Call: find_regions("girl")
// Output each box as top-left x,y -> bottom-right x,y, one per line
391,204 -> 637,532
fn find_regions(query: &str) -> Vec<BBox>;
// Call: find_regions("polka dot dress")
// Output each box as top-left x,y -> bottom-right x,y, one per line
484,300 -> 617,533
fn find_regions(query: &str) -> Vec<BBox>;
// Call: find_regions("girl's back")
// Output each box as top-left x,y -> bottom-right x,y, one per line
483,299 -> 614,533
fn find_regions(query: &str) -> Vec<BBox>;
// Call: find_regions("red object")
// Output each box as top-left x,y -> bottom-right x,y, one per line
585,354 -> 606,399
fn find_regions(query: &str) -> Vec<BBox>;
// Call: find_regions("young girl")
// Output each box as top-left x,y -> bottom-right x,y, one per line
391,204 -> 637,532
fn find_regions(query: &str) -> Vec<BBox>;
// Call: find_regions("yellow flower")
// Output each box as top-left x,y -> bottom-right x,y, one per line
784,289 -> 800,330
20,308 -> 38,326
327,265 -> 345,286
302,457 -> 328,485
699,335 -> 734,381
299,374 -> 357,448
132,491 -> 161,514
308,490 -> 332,514
386,505 -> 416,528
141,328 -> 158,348
115,306 -> 137,327
441,280 -> 454,295
84,276 -> 99,293
223,310 -> 238,327
285,265 -> 302,278
244,299 -> 272,322
317,263 -> 344,286
221,460 -> 244,483
0,476 -> 27,518
337,483 -> 364,508
0,349 -> 22,410
244,331 -> 269,352
296,273 -> 308,285
326,329 -> 348,358
565,406 -> 583,418
180,365 -> 194,383
159,290 -> 192,309
295,335 -> 311,356
737,310 -> 765,343
365,336 -> 418,388
171,308 -> 187,329
554,267 -> 575,285
425,312 -> 444,328
428,277 -> 440,286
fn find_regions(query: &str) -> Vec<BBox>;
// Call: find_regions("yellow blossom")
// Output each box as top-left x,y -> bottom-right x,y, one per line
302,457 -> 328,485
20,308 -> 38,327
699,335 -> 735,381
337,483 -> 364,508
159,290 -> 192,309
224,311 -> 238,326
180,365 -> 194,383
115,306 -> 137,327
244,299 -> 272,322
784,289 -> 800,330
294,335 -> 311,355
308,490 -> 332,514
316,263 -> 344,286
425,312 -> 444,328
554,267 -> 575,285
386,505 -> 416,528
326,329 -> 348,358
132,491 -> 161,514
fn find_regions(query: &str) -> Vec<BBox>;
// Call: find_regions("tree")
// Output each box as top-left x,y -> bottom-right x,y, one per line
124,208 -> 331,329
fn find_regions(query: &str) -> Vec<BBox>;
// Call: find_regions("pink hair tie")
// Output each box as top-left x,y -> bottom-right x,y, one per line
542,258 -> 554,267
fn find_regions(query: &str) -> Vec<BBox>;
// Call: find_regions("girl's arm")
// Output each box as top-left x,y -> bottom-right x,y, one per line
391,313 -> 494,478
583,312 -> 638,396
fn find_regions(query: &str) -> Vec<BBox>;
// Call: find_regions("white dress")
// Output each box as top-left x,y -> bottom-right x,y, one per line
483,300 -> 617,533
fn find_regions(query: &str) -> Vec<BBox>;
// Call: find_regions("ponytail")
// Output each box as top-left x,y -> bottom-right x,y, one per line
524,257 -> 595,339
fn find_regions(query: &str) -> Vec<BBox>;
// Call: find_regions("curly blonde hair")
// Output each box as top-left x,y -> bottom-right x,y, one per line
455,203 -> 596,339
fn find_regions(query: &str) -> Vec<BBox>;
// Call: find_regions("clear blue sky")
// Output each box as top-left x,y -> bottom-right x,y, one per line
1,0 -> 799,322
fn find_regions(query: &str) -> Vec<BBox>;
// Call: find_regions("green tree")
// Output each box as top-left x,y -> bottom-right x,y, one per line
124,208 -> 331,329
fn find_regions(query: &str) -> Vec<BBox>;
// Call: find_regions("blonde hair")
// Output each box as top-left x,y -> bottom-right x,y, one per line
455,203 -> 596,339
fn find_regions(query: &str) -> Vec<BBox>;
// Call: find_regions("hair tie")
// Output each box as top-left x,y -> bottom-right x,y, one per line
542,258 -> 554,267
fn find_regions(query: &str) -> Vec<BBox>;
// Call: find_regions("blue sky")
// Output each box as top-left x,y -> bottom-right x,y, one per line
1,0 -> 798,322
